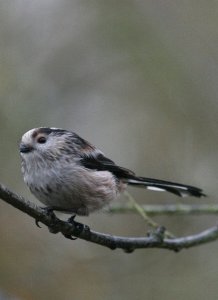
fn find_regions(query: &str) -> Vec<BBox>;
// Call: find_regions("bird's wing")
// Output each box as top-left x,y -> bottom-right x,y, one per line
76,137 -> 205,198
80,151 -> 135,179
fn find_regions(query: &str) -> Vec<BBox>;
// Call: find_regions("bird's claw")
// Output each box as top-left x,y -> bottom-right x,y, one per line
35,219 -> 42,228
35,206 -> 57,229
35,209 -> 88,241
67,214 -> 76,224
62,214 -> 89,240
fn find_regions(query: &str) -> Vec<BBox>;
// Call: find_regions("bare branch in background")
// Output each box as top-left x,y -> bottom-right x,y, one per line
0,182 -> 218,253
107,203 -> 218,216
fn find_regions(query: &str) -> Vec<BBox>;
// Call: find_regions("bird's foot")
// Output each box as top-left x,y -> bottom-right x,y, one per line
35,206 -> 58,233
63,214 -> 89,240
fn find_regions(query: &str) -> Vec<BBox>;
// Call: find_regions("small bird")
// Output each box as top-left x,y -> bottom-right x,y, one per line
19,127 -> 205,216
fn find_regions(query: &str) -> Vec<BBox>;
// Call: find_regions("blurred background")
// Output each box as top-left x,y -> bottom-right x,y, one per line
0,1 -> 218,299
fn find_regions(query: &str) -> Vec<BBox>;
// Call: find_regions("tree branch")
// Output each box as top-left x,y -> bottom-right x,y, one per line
0,182 -> 218,253
107,203 -> 218,216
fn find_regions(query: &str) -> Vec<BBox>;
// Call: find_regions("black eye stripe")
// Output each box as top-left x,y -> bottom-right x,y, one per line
37,127 -> 67,136
37,128 -> 53,135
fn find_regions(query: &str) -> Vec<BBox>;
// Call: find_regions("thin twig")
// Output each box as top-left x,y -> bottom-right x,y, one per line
124,191 -> 175,238
0,182 -> 218,252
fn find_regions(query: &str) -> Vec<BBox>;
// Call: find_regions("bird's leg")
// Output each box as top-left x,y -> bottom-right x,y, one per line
63,214 -> 90,240
35,206 -> 60,234
35,206 -> 56,228
36,207 -> 89,240
63,214 -> 79,240
67,214 -> 76,224
54,214 -> 75,240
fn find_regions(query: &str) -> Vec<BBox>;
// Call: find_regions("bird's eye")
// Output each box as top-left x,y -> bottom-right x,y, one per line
37,136 -> 47,144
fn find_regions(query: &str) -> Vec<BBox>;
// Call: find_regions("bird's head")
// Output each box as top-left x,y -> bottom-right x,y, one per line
19,127 -> 71,161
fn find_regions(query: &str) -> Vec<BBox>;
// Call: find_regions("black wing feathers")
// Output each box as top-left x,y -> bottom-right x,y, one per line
80,153 -> 205,198
81,153 -> 135,178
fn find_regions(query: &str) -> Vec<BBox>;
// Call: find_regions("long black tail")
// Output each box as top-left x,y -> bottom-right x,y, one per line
126,176 -> 205,197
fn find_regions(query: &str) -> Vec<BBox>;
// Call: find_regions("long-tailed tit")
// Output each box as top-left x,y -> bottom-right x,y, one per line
19,127 -> 205,216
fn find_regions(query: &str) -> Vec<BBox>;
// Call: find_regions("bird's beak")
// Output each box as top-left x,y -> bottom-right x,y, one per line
19,143 -> 33,153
